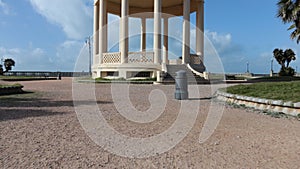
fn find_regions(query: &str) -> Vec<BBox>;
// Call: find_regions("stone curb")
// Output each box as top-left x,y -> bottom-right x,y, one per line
215,90 -> 300,116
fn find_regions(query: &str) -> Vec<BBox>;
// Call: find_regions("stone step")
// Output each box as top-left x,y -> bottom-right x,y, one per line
164,65 -> 209,84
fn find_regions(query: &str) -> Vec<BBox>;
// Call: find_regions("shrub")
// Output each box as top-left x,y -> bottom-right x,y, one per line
0,65 -> 3,75
279,67 -> 295,76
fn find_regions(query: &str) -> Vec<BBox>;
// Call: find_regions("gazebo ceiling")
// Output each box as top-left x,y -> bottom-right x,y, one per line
105,0 -> 203,17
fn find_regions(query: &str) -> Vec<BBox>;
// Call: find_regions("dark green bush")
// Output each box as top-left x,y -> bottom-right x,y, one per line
279,67 -> 295,76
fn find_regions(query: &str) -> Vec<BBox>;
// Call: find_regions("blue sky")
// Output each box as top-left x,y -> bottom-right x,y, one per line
0,0 -> 299,73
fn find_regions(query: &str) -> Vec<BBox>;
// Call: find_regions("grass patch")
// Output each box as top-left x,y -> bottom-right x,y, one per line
0,83 -> 23,88
76,77 -> 157,84
248,76 -> 300,82
128,77 -> 157,82
0,76 -> 37,80
223,81 -> 300,102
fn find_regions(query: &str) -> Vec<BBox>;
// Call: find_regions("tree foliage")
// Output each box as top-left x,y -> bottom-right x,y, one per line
0,64 -> 3,75
277,0 -> 300,43
3,58 -> 15,72
273,48 -> 297,76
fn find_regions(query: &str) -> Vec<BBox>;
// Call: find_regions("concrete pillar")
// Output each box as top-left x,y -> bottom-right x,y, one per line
120,0 -> 129,64
154,0 -> 162,64
182,0 -> 190,64
196,0 -> 204,57
93,2 -> 99,65
163,17 -> 169,65
99,0 -> 107,64
103,1 -> 107,54
141,17 -> 146,51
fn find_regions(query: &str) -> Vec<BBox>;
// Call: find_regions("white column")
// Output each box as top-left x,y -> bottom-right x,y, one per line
93,2 -> 99,65
182,0 -> 190,64
163,17 -> 169,65
154,0 -> 162,64
103,1 -> 108,54
99,0 -> 107,64
141,17 -> 146,51
196,0 -> 204,57
120,0 -> 129,64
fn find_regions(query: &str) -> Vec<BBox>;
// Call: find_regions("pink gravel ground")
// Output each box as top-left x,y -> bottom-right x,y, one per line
1,78 -> 300,168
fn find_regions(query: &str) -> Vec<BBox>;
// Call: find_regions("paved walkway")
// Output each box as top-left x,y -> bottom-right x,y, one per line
1,78 -> 300,168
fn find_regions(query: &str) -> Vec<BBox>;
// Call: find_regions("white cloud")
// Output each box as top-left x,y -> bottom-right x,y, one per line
205,30 -> 232,54
55,40 -> 88,71
0,0 -> 10,15
29,0 -> 93,40
31,48 -> 45,56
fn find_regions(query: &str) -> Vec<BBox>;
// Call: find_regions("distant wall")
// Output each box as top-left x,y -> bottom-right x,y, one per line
3,71 -> 90,77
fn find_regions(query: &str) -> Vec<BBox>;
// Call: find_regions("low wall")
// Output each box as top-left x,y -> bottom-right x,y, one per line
3,71 -> 90,77
216,90 -> 300,117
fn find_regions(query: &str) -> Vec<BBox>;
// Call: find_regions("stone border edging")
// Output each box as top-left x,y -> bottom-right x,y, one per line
215,90 -> 300,116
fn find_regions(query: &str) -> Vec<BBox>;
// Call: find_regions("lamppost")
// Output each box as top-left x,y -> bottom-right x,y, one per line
0,56 -> 4,65
271,59 -> 274,72
270,59 -> 274,77
85,36 -> 92,76
246,61 -> 249,73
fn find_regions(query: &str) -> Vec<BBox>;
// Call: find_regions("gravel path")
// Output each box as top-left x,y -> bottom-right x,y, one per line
1,78 -> 300,168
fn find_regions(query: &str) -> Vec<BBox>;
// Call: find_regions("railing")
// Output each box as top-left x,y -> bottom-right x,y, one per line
103,52 -> 121,64
102,52 -> 155,64
128,52 -> 154,64
187,64 -> 207,79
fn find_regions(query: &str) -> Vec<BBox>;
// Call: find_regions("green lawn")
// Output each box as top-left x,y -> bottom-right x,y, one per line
223,81 -> 300,102
0,83 -> 22,88
0,76 -> 36,79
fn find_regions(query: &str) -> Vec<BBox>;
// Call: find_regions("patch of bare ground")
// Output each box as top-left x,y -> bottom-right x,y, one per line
0,78 -> 299,168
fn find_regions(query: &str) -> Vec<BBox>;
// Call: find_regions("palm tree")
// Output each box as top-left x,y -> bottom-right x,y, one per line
284,48 -> 296,67
0,64 -> 3,75
4,58 -> 15,72
273,48 -> 285,68
277,0 -> 300,43
273,48 -> 297,76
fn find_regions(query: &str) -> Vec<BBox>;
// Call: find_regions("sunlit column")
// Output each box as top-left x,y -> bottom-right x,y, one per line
120,0 -> 129,63
99,0 -> 107,64
196,0 -> 204,57
93,2 -> 99,65
154,0 -> 162,64
182,0 -> 190,64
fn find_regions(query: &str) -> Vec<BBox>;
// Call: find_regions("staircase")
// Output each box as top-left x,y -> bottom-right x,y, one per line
163,65 -> 209,84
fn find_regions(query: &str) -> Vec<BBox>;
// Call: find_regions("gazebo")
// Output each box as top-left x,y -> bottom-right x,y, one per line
92,0 -> 206,81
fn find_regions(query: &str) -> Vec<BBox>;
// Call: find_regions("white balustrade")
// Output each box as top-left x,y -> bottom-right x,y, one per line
102,52 -> 155,64
128,52 -> 154,64
103,52 -> 121,64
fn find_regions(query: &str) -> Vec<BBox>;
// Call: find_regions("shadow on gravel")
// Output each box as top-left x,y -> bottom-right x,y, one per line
0,109 -> 67,121
0,96 -> 113,121
0,98 -> 113,108
188,97 -> 214,101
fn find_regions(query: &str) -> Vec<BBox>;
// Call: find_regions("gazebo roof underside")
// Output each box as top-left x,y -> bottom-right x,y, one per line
104,0 -> 202,16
